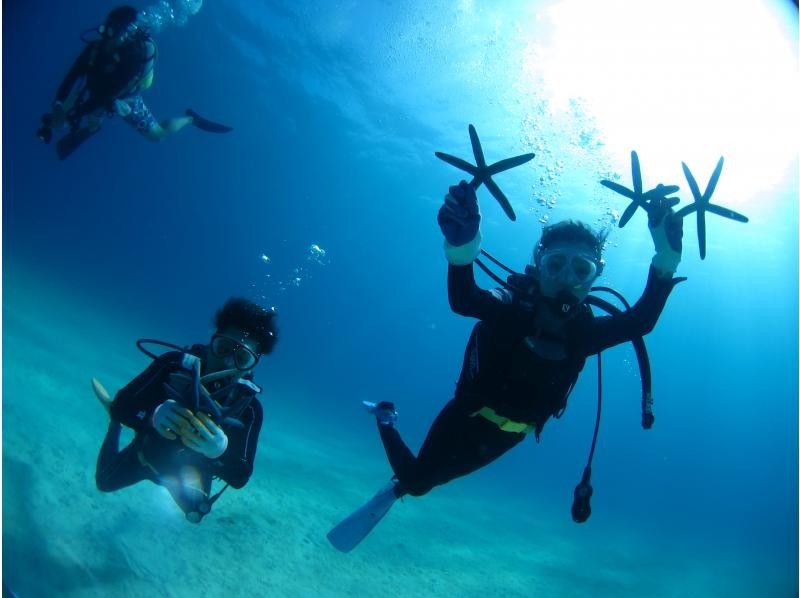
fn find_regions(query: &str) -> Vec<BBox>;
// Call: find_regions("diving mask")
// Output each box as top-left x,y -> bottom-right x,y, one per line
210,334 -> 259,371
538,248 -> 601,285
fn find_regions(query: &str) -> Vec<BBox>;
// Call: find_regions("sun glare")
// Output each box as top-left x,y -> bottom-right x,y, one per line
530,0 -> 798,207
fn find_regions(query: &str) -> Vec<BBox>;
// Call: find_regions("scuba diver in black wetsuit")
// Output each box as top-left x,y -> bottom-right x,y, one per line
328,177 -> 684,551
36,5 -> 232,160
375,179 -> 681,483
325,126 -> 743,552
92,298 -> 277,523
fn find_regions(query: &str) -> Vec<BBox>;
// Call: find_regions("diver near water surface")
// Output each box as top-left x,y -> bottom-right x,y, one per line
328,125 -> 747,552
92,298 -> 277,523
36,5 -> 232,160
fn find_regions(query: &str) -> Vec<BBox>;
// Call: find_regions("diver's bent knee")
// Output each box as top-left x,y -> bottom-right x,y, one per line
141,126 -> 166,142
95,475 -> 115,493
144,131 -> 165,142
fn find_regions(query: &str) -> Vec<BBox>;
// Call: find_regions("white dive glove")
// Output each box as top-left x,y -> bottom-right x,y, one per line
180,412 -> 229,459
152,399 -> 201,440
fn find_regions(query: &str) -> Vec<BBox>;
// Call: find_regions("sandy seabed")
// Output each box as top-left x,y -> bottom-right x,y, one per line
2,268 -> 787,597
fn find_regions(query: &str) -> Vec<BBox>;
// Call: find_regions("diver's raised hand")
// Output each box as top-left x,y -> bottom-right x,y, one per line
438,181 -> 481,246
180,412 -> 229,459
152,399 -> 203,440
438,181 -> 483,265
648,197 -> 683,276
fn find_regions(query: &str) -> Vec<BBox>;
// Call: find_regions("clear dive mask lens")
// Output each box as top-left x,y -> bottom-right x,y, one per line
211,334 -> 259,371
539,250 -> 598,285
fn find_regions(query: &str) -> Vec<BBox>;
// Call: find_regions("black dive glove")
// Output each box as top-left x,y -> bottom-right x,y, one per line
438,180 -> 482,265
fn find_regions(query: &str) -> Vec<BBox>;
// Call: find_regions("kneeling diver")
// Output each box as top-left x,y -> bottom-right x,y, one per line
93,298 -> 277,523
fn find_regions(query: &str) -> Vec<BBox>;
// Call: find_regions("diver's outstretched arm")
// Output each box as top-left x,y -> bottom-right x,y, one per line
571,265 -> 683,357
55,44 -> 94,105
447,263 -> 511,321
439,181 -> 512,321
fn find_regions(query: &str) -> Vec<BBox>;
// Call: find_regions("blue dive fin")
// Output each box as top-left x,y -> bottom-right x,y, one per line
327,481 -> 398,553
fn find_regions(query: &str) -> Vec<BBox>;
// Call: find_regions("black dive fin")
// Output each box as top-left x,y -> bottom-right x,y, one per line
186,109 -> 233,133
56,127 -> 98,160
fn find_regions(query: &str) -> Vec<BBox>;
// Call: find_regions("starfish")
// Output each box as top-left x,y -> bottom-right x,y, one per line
676,157 -> 749,260
600,151 -> 680,228
435,124 -> 535,221
162,359 -> 248,429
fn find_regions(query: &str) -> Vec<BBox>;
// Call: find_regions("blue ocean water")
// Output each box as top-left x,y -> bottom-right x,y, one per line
3,0 -> 798,596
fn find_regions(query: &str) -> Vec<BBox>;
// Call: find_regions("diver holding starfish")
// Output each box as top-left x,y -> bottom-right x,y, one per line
601,151 -> 749,259
328,126 -> 698,551
91,298 -> 277,523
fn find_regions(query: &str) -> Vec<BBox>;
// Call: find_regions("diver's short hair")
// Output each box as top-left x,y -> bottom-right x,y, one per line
533,220 -> 608,264
105,6 -> 139,30
214,298 -> 278,355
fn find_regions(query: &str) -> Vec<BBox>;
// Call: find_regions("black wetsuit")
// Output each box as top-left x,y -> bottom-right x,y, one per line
379,263 -> 680,497
56,32 -> 155,126
95,345 -> 263,518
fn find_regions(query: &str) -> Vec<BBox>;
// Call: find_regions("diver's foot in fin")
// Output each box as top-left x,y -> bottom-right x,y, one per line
186,109 -> 233,133
92,378 -> 112,414
362,400 -> 397,427
56,127 -> 98,160
327,480 -> 399,553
